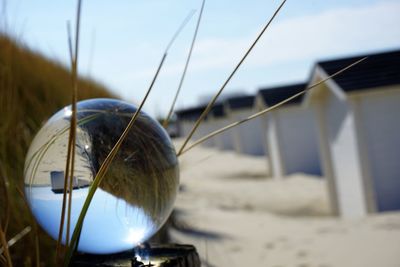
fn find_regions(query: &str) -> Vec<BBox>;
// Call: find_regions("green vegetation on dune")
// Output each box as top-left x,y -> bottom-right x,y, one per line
0,34 -> 116,266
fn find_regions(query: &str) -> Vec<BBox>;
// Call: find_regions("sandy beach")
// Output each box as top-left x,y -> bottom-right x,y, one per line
170,139 -> 400,267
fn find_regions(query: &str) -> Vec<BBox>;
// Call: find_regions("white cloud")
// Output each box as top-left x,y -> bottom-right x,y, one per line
162,0 -> 400,76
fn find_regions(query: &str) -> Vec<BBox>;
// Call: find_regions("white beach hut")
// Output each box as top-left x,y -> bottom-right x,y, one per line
256,83 -> 322,178
176,105 -> 214,147
225,95 -> 266,156
304,50 -> 400,218
176,106 -> 202,138
208,103 -> 235,151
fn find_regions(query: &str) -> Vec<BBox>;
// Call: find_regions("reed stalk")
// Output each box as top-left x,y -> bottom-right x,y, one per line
63,53 -> 167,266
16,186 -> 40,267
67,1 -> 82,248
63,8 -> 197,264
177,0 -> 287,156
163,0 -> 206,128
0,224 -> 12,267
56,0 -> 82,261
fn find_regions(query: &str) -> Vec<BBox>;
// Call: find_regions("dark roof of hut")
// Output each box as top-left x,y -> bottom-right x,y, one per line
225,95 -> 255,110
211,103 -> 225,118
258,83 -> 306,107
176,105 -> 206,121
318,49 -> 400,92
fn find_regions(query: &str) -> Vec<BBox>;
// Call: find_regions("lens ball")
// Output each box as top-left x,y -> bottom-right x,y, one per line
24,98 -> 179,254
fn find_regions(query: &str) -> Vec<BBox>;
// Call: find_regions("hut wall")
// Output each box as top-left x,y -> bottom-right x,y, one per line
179,120 -> 194,139
192,120 -> 213,147
354,88 -> 400,212
276,106 -> 321,176
267,105 -> 321,178
211,117 -> 235,151
323,91 -> 368,218
266,114 -> 284,178
230,109 -> 266,156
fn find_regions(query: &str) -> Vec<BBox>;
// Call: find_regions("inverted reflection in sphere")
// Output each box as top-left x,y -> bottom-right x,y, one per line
24,98 -> 179,254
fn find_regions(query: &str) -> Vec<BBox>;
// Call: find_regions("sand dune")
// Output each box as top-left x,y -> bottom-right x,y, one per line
171,139 -> 400,267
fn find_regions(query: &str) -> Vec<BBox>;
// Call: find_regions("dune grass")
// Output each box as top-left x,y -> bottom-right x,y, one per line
0,33 -> 115,266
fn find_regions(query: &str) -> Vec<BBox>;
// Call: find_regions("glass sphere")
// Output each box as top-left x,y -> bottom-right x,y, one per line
24,98 -> 179,254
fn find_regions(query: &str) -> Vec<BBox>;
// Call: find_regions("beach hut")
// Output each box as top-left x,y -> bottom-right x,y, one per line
50,171 -> 89,194
225,95 -> 266,156
176,106 -> 202,138
256,83 -> 322,178
304,50 -> 400,218
176,105 -> 214,147
208,103 -> 235,151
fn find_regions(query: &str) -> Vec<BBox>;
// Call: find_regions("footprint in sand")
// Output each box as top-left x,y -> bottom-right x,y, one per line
296,250 -> 308,258
316,226 -> 347,234
229,245 -> 241,252
264,242 -> 275,250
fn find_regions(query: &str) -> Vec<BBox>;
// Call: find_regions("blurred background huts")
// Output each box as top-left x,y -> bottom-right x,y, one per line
175,49 -> 400,218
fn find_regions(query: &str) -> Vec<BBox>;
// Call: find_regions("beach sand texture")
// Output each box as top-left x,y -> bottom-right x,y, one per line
171,139 -> 400,267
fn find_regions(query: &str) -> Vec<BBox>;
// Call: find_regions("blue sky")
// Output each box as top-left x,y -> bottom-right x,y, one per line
3,0 -> 400,117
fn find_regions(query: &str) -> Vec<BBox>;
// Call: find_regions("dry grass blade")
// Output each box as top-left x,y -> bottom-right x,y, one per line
65,54 -> 167,265
87,28 -> 96,76
179,57 -> 368,155
180,153 -> 215,173
63,11 -> 197,264
16,187 -> 40,267
0,226 -> 31,255
56,22 -> 74,256
64,50 -> 168,267
163,0 -> 206,128
67,0 -> 82,248
0,161 -> 10,234
0,224 -> 12,267
165,9 -> 196,53
177,0 -> 287,156
0,255 -> 7,266
56,0 -> 82,259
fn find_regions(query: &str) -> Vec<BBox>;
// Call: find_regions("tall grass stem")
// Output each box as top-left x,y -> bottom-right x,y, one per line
163,0 -> 206,128
177,0 -> 287,156
63,53 -> 167,267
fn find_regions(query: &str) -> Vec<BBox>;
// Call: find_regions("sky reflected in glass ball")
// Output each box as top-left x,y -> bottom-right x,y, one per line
24,98 -> 179,254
